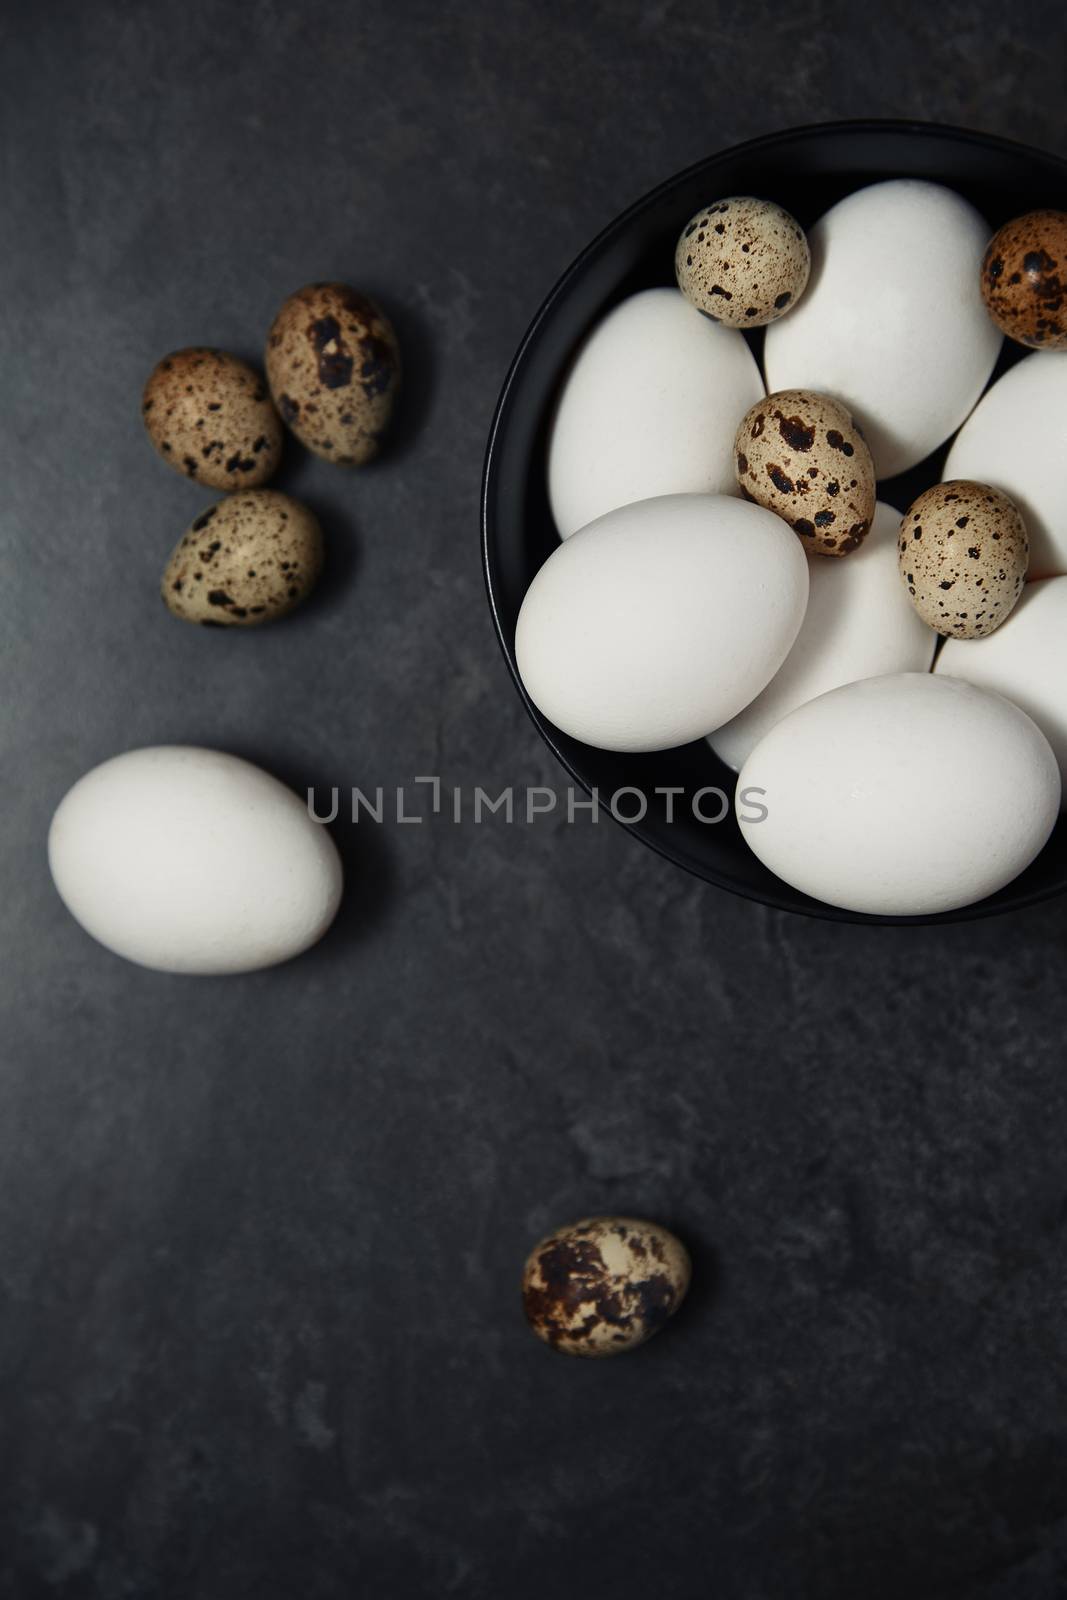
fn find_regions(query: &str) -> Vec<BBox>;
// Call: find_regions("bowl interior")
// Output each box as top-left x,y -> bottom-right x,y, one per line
482,121 -> 1067,925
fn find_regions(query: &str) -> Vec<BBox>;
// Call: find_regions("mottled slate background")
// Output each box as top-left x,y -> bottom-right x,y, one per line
3,2 -> 1067,1596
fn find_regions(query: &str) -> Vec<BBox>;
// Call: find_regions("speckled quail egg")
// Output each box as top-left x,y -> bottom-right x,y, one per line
899,481 -> 1028,639
521,1216 -> 691,1357
142,348 -> 283,489
675,197 -> 810,328
981,210 -> 1067,349
734,389 -> 876,556
265,282 -> 400,464
162,490 -> 323,627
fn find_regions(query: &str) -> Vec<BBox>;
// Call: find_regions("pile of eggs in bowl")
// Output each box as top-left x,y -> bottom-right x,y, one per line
515,183 -> 1067,917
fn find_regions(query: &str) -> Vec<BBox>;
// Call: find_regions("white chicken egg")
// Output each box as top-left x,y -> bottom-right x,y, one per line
943,352 -> 1067,578
547,287 -> 764,539
710,500 -> 936,771
937,577 -> 1067,804
515,494 -> 808,753
737,673 -> 1059,916
48,746 -> 343,974
763,180 -> 1001,479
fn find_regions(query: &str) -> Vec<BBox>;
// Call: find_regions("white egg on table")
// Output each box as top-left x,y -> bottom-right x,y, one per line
737,673 -> 1059,916
764,180 -> 1001,480
48,746 -> 343,974
547,287 -> 764,539
710,500 -> 936,772
515,493 -> 808,753
937,577 -> 1067,804
943,352 -> 1067,578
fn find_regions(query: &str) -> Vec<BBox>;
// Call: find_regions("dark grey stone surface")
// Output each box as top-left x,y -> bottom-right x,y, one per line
3,2 -> 1067,1596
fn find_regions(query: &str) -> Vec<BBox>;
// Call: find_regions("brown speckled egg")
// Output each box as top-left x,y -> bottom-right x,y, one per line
675,197 -> 810,328
981,210 -> 1067,349
142,348 -> 282,490
521,1216 -> 690,1357
734,389 -> 875,556
265,283 -> 400,465
162,490 -> 323,627
899,481 -> 1028,640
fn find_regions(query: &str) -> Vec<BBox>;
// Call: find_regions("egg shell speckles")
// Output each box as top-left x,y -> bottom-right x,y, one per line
162,490 -> 323,627
141,348 -> 283,490
522,1217 -> 691,1357
982,210 -> 1067,350
675,197 -> 810,328
265,282 -> 400,465
734,389 -> 875,556
899,481 -> 1028,639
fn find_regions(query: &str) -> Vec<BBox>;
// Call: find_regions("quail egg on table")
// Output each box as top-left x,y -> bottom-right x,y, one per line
981,209 -> 1067,349
142,348 -> 283,489
265,282 -> 400,464
162,490 -> 323,627
734,389 -> 876,556
522,1216 -> 691,1357
899,481 -> 1028,639
674,196 -> 810,328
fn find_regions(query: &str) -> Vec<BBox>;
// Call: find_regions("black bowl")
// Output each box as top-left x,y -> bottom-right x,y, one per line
482,120 -> 1067,925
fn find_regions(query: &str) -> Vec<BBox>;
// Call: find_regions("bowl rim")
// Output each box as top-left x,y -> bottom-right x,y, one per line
481,118 -> 1067,925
